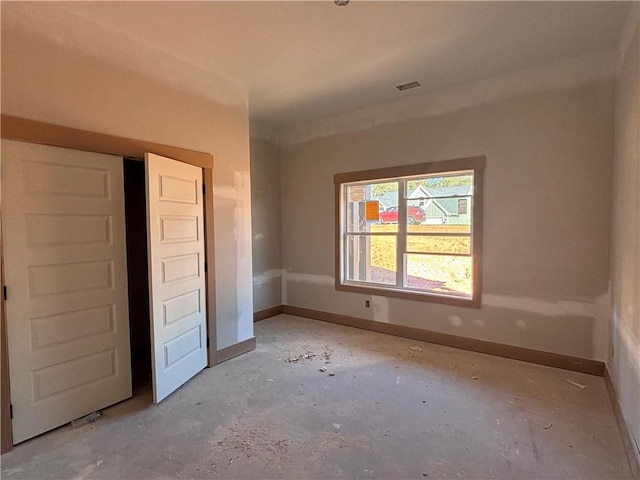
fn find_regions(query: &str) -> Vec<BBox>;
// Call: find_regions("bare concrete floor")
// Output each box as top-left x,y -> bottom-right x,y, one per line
1,314 -> 632,479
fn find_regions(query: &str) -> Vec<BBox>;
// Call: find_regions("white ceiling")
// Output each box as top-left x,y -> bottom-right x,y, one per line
2,1 -> 631,129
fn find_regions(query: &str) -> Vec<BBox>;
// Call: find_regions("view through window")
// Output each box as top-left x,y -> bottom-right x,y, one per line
335,157 -> 484,307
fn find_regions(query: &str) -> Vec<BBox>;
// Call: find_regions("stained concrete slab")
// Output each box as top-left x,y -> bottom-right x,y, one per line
1,314 -> 632,479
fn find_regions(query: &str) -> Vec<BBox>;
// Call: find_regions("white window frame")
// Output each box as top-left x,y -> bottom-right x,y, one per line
334,156 -> 485,308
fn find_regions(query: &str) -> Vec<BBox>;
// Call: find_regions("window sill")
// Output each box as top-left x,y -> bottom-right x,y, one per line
336,281 -> 481,308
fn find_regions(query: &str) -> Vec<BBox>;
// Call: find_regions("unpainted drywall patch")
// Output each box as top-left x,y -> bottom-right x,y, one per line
213,171 -> 254,346
234,170 -> 254,341
449,315 -> 463,327
282,271 -> 288,305
611,316 -> 640,447
593,290 -> 611,361
515,319 -> 528,330
613,313 -> 640,372
371,295 -> 389,323
482,294 -> 596,318
253,269 -> 283,287
473,318 -> 485,327
285,272 -> 335,287
214,185 -> 242,202
626,303 -> 637,317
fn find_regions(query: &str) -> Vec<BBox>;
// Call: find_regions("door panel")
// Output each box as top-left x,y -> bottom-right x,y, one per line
2,140 -> 132,444
145,153 -> 206,403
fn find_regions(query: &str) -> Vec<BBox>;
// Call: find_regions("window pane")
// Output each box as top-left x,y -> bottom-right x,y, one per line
406,198 -> 425,227
406,174 -> 473,198
345,235 -> 396,285
346,182 -> 398,232
345,197 -> 369,233
370,223 -> 398,234
368,181 -> 398,206
406,174 -> 473,230
405,254 -> 472,298
368,181 -> 398,225
407,235 -> 471,254
338,157 -> 483,306
411,224 -> 471,234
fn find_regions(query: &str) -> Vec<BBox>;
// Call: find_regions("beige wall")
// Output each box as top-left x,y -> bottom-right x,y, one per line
1,6 -> 254,350
610,5 -> 640,459
280,80 -> 614,360
250,137 -> 282,312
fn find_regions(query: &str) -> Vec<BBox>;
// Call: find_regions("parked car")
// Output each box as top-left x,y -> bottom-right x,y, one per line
379,205 -> 425,224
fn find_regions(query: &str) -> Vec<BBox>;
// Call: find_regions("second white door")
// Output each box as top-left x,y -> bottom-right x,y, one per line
145,153 -> 207,403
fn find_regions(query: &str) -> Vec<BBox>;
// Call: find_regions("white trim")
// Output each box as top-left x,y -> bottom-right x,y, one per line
279,51 -> 615,146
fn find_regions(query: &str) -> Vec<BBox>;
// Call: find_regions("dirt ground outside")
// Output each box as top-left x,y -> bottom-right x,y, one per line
369,224 -> 472,297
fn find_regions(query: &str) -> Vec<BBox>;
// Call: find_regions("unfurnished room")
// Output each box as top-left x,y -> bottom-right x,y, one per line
0,1 -> 639,479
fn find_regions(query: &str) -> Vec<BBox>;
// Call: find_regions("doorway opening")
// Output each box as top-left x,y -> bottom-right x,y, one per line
123,159 -> 152,391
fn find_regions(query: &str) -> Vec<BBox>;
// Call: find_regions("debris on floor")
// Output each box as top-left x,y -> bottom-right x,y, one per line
562,379 -> 587,389
409,346 -> 424,356
71,410 -> 103,428
283,343 -> 334,364
3,315 -> 633,480
471,376 -> 479,380
319,367 -> 328,372
213,416 -> 289,463
322,345 -> 334,361
543,423 -> 553,429
328,373 -> 336,377
283,352 -> 316,363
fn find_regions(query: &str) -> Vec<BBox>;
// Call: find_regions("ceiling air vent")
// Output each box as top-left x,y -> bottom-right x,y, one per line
396,81 -> 421,92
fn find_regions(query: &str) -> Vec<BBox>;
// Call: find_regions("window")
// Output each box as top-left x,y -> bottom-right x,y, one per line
334,157 -> 485,308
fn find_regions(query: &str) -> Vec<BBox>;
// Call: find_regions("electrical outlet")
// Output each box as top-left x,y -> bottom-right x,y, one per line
365,300 -> 370,308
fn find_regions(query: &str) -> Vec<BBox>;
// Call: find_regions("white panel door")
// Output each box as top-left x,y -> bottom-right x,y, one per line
145,153 -> 207,403
2,140 -> 132,444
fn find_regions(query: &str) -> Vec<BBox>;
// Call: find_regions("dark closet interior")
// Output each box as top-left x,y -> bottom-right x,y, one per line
123,159 -> 152,390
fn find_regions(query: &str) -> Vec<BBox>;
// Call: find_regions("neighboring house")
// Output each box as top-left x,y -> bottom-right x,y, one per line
413,185 -> 473,225
371,185 -> 472,225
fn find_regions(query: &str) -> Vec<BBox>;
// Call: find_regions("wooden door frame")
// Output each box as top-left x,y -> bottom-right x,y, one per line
0,115 -> 218,452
